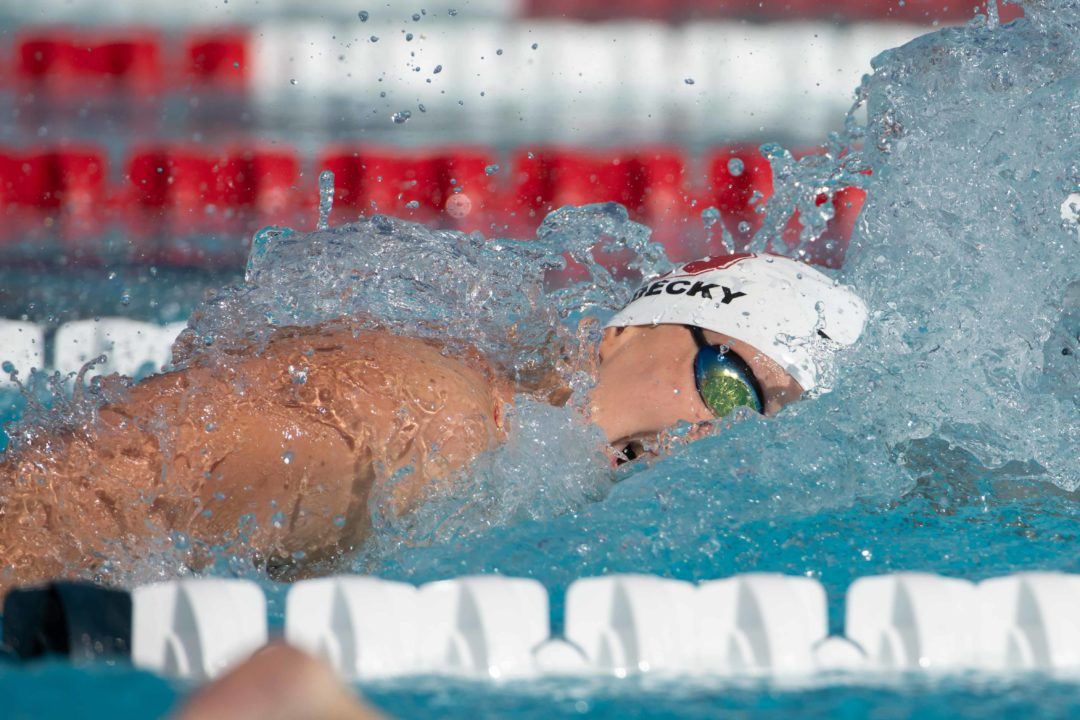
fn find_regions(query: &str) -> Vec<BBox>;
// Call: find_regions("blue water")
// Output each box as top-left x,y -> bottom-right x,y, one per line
2,1 -> 1079,718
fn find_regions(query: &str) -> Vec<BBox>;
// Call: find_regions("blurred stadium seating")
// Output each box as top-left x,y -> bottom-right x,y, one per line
0,0 -> 1020,268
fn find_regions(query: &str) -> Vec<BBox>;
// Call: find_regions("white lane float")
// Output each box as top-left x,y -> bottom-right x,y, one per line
0,320 -> 44,387
417,575 -> 551,678
285,576 -> 421,679
564,574 -> 698,675
695,573 -> 829,675
131,579 -> 267,680
845,572 -> 978,671
53,318 -> 185,380
977,572 -> 1080,671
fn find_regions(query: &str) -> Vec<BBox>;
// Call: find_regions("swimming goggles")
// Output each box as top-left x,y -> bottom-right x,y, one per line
688,325 -> 765,418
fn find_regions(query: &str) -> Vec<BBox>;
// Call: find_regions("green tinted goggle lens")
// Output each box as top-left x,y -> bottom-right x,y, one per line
690,327 -> 765,418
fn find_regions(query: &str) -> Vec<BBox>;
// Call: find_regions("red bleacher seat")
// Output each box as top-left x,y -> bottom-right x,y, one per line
512,148 -> 692,227
184,31 -> 248,89
124,144 -> 302,264
0,146 -> 108,247
219,148 -> 300,219
706,146 -> 774,248
441,150 -> 501,233
317,148 -> 500,232
16,30 -> 163,95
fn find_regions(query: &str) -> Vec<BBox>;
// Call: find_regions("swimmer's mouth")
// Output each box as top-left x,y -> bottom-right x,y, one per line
613,439 -> 651,466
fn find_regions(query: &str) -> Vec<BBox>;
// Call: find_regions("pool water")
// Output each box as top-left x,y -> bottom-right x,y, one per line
2,1 -> 1078,718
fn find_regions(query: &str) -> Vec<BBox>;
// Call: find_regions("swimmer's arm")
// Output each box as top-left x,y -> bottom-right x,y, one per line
0,327 -> 505,598
0,358 -> 373,596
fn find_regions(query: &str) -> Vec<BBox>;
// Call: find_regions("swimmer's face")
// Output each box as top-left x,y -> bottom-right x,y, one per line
588,324 -> 804,458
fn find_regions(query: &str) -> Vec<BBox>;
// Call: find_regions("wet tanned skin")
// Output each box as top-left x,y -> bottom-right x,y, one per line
0,321 -> 800,599
0,324 -> 510,596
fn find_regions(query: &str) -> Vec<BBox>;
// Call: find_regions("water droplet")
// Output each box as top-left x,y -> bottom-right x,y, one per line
496,48 -> 503,56
738,221 -> 751,234
404,200 -> 420,209
282,451 -> 294,465
412,12 -> 421,21
448,8 -> 458,16
391,110 -> 412,124
120,290 -> 131,306
358,10 -> 369,21
531,42 -> 539,50
684,77 -> 695,85
2,361 -> 15,375
370,35 -> 379,43
433,64 -> 443,74
317,170 -> 335,230
445,193 -> 472,218
405,32 -> 414,41
484,164 -> 500,176
289,78 -> 298,86
727,157 -> 745,177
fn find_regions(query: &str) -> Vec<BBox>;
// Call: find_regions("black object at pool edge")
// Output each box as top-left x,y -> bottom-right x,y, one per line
2,581 -> 132,661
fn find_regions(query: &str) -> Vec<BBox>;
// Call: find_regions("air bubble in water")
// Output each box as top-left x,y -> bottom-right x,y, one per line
358,10 -> 369,21
737,221 -> 751,234
485,164 -> 500,176
727,157 -> 745,176
684,77 -> 695,85
391,110 -> 412,124
281,451 -> 294,465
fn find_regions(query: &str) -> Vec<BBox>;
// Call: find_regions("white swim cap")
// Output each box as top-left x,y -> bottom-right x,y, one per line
605,253 -> 868,392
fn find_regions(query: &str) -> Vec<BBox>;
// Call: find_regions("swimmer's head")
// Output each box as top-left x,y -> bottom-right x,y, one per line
589,253 -> 868,458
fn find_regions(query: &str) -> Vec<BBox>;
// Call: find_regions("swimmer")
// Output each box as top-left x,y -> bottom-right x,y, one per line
0,253 -> 866,595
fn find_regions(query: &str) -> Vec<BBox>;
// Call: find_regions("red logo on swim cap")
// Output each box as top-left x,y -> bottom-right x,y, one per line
679,253 -> 755,276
